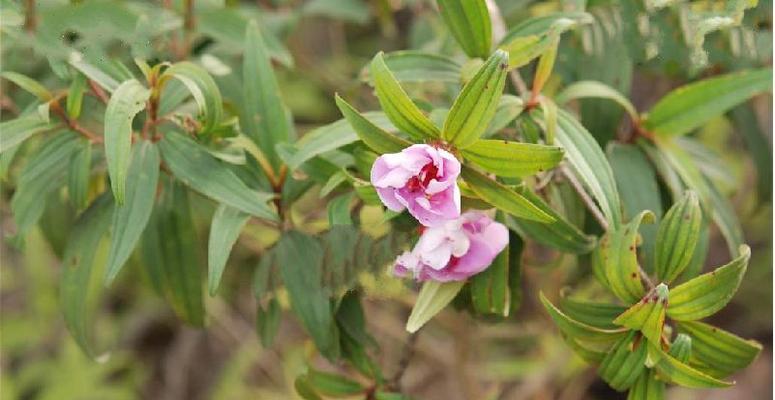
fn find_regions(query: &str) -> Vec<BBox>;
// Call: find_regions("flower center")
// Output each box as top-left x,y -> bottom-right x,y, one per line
406,162 -> 439,192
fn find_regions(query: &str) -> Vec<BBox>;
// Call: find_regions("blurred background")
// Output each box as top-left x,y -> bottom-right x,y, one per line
0,0 -> 772,399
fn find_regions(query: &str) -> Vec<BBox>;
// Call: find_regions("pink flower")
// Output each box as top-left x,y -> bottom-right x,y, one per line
393,212 -> 509,282
370,144 -> 461,227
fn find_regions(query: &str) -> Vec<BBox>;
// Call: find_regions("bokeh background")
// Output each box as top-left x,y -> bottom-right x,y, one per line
1,0 -> 772,399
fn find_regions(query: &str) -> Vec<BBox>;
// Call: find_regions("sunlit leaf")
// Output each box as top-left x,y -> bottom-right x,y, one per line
461,166 -> 553,222
436,0 -> 492,58
462,139 -> 563,177
406,281 -> 465,333
335,94 -> 412,154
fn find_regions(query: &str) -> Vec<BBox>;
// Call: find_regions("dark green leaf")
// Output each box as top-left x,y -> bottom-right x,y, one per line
598,331 -> 648,391
560,297 -> 626,329
67,140 -> 92,211
159,130 -> 278,221
540,292 -> 628,344
650,343 -> 732,388
257,297 -> 281,348
104,79 -> 150,204
470,215 -> 510,316
677,320 -> 762,378
328,192 -> 354,226
105,140 -> 160,284
208,204 -> 250,295
306,368 -> 364,396
732,103 -> 772,202
627,370 -> 664,400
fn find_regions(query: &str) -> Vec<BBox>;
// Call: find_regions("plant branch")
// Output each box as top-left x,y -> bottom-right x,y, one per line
559,165 -> 609,231
49,98 -> 102,143
388,330 -> 419,392
87,80 -> 110,104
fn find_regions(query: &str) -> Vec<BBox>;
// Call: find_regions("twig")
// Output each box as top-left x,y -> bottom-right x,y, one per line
24,0 -> 36,32
88,80 -> 110,104
559,165 -> 609,231
389,330 -> 420,392
49,99 -> 102,143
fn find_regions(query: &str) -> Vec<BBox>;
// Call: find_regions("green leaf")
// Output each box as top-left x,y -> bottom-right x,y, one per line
557,80 -> 638,121
436,0 -> 492,58
644,68 -> 772,137
67,140 -> 92,210
335,94 -> 412,154
406,281 -> 465,333
607,143 -> 662,274
284,112 -> 395,170
650,343 -> 732,388
104,140 -> 160,284
104,79 -> 150,204
613,284 -> 669,345
276,231 -> 339,359
370,52 -> 440,140
598,331 -> 648,391
442,50 -> 508,148
460,166 -> 553,223
669,333 -> 693,363
507,231 -> 524,314
1,71 -> 53,101
208,204 -> 250,295
499,12 -> 593,45
12,132 -> 81,239
560,297 -> 626,329
158,130 -> 278,221
162,61 -> 224,134
61,194 -> 114,358
705,176 -> 744,257
470,217 -> 510,316
539,292 -> 628,344
0,114 -> 56,155
677,320 -> 762,378
627,370 -> 665,400
599,211 -> 655,303
462,139 -> 563,177
361,51 -> 462,84
553,110 -> 623,228
242,20 -> 290,168
532,37 -> 559,94
256,297 -> 281,348
498,12 -> 592,69
654,191 -> 702,284
68,52 -> 120,93
667,245 -> 750,321
294,376 -> 323,400
140,180 -> 205,326
732,103 -> 772,202
505,187 -> 596,254
66,72 -> 88,120
306,368 -> 364,396
484,95 -> 524,136
327,192 -> 354,226
302,0 -> 370,23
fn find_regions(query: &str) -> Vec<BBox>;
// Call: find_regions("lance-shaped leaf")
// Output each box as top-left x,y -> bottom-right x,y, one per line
0,114 -> 56,154
540,292 -> 627,344
68,52 -> 120,92
677,320 -> 762,378
599,211 -> 655,304
1,71 -> 53,101
598,331 -> 648,391
553,110 -> 623,228
68,140 -> 92,211
162,61 -> 223,134
505,187 -> 596,254
484,95 -> 524,136
104,140 -> 160,284
461,166 -> 553,222
406,281 -> 465,333
335,94 -> 412,154
644,68 -> 772,137
442,50 -> 508,148
306,368 -> 364,397
67,72 -> 87,119
360,51 -> 462,84
140,181 -> 204,326
104,79 -> 150,204
608,143 -> 662,274
208,204 -> 250,295
159,131 -> 278,221
436,0 -> 491,58
371,52 -> 439,140
499,13 -> 591,69
256,297 -> 281,348
242,20 -> 291,168
61,194 -> 114,358
276,231 -> 340,359
327,192 -> 353,226
613,284 -> 669,345
560,297 -> 626,329
627,370 -> 664,400
284,112 -> 395,170
557,80 -> 639,121
649,343 -> 732,388
655,191 -> 701,283
470,214 -> 510,316
667,245 -> 750,321
461,139 -> 564,177
732,103 -> 772,202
